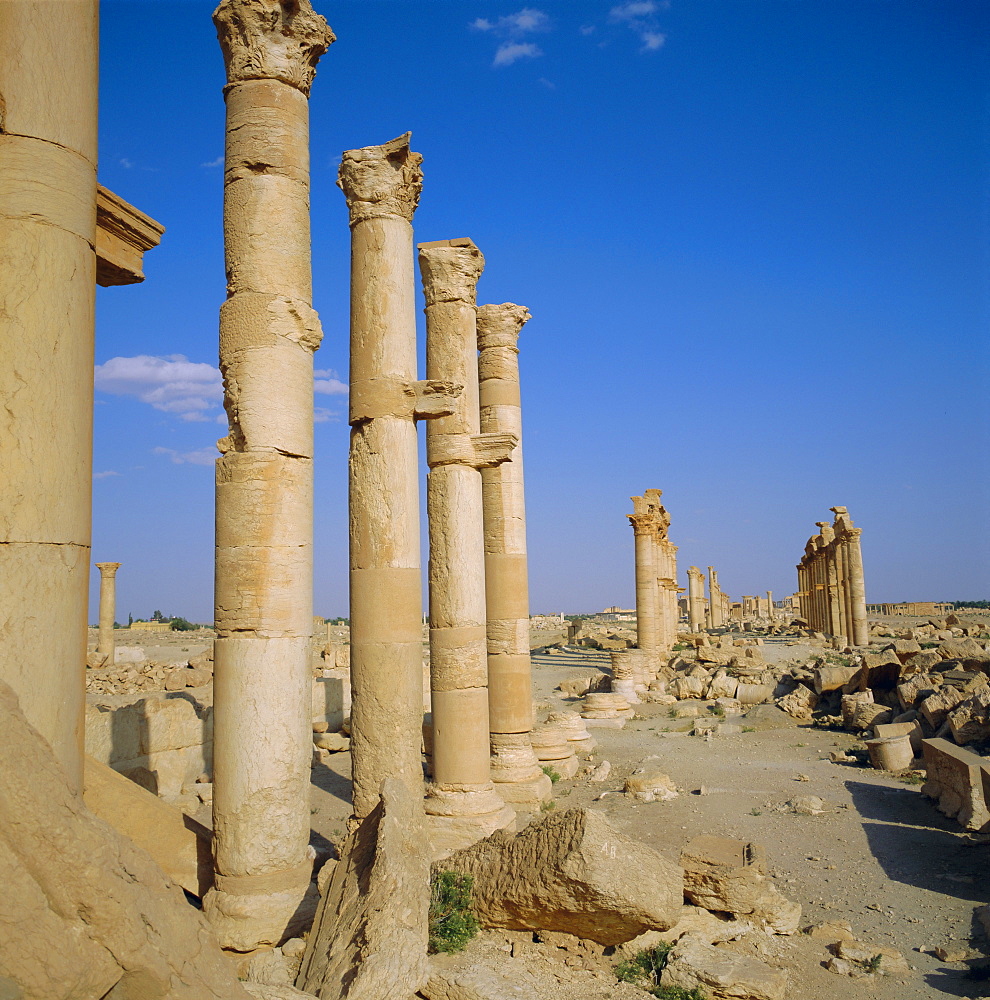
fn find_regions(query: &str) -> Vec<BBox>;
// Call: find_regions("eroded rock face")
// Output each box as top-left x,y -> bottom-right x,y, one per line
660,933 -> 788,1000
297,778 -> 430,998
680,836 -> 801,935
438,808 -> 683,945
0,681 -> 247,1000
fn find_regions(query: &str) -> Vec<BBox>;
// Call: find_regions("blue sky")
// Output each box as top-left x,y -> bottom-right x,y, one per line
92,0 -> 988,623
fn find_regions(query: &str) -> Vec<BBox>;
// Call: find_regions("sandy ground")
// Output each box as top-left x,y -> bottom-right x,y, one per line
309,637 -> 989,1000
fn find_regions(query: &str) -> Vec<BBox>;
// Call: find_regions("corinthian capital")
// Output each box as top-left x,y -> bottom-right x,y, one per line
418,239 -> 484,306
476,303 -> 531,351
214,0 -> 335,95
628,514 -> 656,536
338,133 -> 423,225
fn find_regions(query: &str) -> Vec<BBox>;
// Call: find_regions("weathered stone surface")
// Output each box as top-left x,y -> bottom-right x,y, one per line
439,808 -> 683,945
921,738 -> 990,830
680,835 -> 801,935
814,665 -> 858,694
897,671 -> 941,711
624,771 -> 678,803
660,934 -> 788,999
920,685 -> 966,728
0,680 -> 247,1000
776,684 -> 818,720
297,778 -> 430,997
948,687 -> 990,744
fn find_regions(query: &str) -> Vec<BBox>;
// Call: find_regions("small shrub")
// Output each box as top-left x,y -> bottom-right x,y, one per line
863,954 -> 884,974
895,771 -> 925,785
428,871 -> 479,954
707,703 -> 725,717
749,807 -> 762,816
541,764 -> 562,783
540,799 -> 556,812
742,726 -> 756,733
614,943 -> 705,998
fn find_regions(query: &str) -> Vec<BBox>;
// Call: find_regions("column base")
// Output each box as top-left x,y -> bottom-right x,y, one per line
490,732 -> 553,805
203,878 -> 318,952
425,783 -> 516,860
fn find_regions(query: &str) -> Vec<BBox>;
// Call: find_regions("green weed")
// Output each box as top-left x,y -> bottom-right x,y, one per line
614,943 -> 705,998
428,872 -> 479,954
541,764 -> 562,783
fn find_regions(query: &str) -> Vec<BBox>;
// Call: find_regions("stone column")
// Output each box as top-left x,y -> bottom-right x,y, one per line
338,134 -> 457,819
0,0 -> 99,796
477,302 -> 551,806
687,567 -> 705,632
844,526 -> 869,646
95,562 -> 121,665
419,238 -> 515,853
708,567 -> 723,627
207,0 -> 334,951
766,590 -> 774,623
629,498 -> 659,657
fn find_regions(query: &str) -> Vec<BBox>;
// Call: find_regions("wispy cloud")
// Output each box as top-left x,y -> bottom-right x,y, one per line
153,446 -> 217,467
314,407 -> 340,424
494,42 -> 542,67
537,76 -> 556,89
95,354 -> 223,422
314,368 -> 348,395
120,157 -> 133,169
471,7 -> 550,67
201,155 -> 223,168
609,0 -> 667,52
93,470 -> 121,480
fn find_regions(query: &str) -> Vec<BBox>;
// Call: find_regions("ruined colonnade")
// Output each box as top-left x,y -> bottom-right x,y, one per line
687,566 -> 706,632
796,506 -> 868,646
629,490 -> 680,656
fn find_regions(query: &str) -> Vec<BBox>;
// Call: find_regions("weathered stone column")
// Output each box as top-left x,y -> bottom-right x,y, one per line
707,567 -> 722,628
419,239 -> 516,853
338,134 -> 457,819
95,563 -> 121,664
629,497 -> 659,657
687,566 -> 705,631
0,0 -> 98,796
477,302 -> 551,806
840,520 -> 868,646
207,0 -> 333,951
766,590 -> 774,623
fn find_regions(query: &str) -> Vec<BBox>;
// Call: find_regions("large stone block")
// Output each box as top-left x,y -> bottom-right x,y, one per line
948,688 -> 990,745
660,934 -> 788,1000
312,671 -> 349,730
921,738 -> 990,830
438,808 -> 683,945
0,681 -> 248,1000
680,836 -> 801,935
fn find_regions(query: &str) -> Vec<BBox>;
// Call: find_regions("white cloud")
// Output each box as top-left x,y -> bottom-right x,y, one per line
471,8 -> 548,34
537,76 -> 556,89
314,407 -> 340,424
494,42 -> 542,67
95,354 -> 223,422
93,470 -> 121,479
314,368 -> 348,395
153,446 -> 217,467
610,1 -> 658,19
640,31 -> 666,50
201,155 -> 223,168
579,24 -> 596,35
120,157 -> 133,169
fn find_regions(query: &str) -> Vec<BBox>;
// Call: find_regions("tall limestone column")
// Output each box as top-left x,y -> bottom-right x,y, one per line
419,238 -> 516,852
832,506 -> 869,646
708,567 -> 723,628
477,302 -> 551,806
687,566 -> 705,631
766,590 -> 774,623
0,0 -> 99,795
207,0 -> 334,951
629,497 -> 659,657
338,134 -> 460,819
95,563 -> 121,665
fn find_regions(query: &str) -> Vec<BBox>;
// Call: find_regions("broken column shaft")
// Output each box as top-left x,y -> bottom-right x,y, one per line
687,566 -> 705,632
419,238 -> 516,852
207,0 -> 334,951
477,302 -> 551,806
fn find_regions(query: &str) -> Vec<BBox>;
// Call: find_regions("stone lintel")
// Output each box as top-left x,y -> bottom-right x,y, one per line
95,185 -> 165,286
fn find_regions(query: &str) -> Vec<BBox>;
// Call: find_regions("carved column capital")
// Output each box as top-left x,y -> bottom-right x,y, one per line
477,302 -> 531,351
628,514 -> 657,536
214,0 -> 334,95
337,133 -> 423,225
95,562 -> 121,576
417,239 -> 484,305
